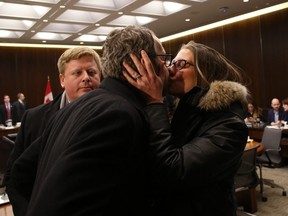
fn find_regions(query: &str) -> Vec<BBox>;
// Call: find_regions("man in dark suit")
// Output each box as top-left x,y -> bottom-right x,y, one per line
267,98 -> 286,126
8,25 -> 169,216
13,93 -> 28,122
4,46 -> 102,216
0,94 -> 17,126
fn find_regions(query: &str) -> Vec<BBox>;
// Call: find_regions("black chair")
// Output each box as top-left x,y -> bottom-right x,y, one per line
0,136 -> 14,204
235,144 -> 260,214
256,127 -> 287,201
235,144 -> 260,190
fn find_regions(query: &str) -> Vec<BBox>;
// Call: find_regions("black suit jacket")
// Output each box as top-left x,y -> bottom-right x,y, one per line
0,103 -> 17,126
4,93 -> 62,215
267,108 -> 286,124
9,78 -> 154,216
13,100 -> 28,122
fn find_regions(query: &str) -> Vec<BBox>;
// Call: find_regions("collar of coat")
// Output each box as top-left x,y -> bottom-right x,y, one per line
198,81 -> 248,111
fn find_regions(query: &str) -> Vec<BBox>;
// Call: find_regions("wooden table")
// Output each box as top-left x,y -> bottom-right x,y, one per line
0,203 -> 13,216
248,126 -> 288,158
248,126 -> 265,141
245,141 -> 263,155
0,126 -> 19,138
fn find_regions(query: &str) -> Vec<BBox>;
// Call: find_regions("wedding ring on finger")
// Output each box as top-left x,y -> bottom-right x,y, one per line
135,74 -> 142,80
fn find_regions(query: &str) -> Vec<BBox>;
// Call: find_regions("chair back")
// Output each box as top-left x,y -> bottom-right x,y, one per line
261,127 -> 282,150
258,127 -> 282,166
235,144 -> 259,189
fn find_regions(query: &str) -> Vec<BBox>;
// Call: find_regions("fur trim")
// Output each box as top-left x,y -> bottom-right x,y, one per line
198,81 -> 248,111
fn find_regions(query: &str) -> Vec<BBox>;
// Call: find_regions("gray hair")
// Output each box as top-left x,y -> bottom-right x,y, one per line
101,25 -> 157,79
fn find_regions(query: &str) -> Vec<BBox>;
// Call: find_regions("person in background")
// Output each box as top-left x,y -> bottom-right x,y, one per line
0,94 -> 17,126
7,25 -> 169,216
123,40 -> 249,216
267,98 -> 286,126
13,92 -> 28,122
244,101 -> 263,124
282,97 -> 288,122
4,46 -> 102,216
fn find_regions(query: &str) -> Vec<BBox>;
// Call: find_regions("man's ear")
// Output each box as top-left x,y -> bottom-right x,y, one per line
59,74 -> 65,88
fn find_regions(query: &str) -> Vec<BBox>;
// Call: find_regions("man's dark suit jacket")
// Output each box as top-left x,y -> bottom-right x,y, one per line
267,108 -> 287,124
4,93 -> 62,216
9,78 -> 154,216
13,100 -> 28,122
0,103 -> 17,126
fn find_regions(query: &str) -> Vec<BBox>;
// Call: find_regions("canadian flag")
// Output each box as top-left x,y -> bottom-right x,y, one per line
44,76 -> 53,104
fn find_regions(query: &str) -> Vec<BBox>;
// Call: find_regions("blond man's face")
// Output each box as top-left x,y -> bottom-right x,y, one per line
60,55 -> 101,102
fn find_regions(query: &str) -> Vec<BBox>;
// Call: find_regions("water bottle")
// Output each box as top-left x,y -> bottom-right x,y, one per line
256,117 -> 260,127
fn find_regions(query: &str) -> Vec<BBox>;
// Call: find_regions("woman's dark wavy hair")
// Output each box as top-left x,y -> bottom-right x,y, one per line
101,25 -> 157,80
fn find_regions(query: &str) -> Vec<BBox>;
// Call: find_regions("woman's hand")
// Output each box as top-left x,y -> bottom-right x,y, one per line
123,50 -> 164,104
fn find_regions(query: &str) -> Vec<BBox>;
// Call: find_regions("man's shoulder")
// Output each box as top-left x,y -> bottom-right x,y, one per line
28,103 -> 50,113
75,88 -> 117,103
267,109 -> 273,114
26,95 -> 61,115
72,88 -> 139,114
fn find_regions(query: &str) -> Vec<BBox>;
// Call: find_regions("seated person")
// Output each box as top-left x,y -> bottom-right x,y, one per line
267,98 -> 286,126
244,102 -> 263,123
282,97 -> 288,122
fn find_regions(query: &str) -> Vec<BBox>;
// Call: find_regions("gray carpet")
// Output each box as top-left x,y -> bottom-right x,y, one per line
254,164 -> 288,216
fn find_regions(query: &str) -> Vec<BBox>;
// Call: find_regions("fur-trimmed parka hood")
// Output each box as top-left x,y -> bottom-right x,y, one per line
198,81 -> 248,111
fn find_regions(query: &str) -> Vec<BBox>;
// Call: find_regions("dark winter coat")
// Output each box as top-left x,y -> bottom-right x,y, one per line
5,93 -> 62,215
146,81 -> 249,216
9,78 -> 154,216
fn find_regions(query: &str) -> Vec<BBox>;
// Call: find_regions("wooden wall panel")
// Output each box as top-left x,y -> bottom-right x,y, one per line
0,47 -> 66,108
223,18 -> 264,107
193,27 -> 225,55
162,8 -> 288,110
162,34 -> 195,57
0,8 -> 287,110
0,48 -> 17,96
260,8 -> 288,108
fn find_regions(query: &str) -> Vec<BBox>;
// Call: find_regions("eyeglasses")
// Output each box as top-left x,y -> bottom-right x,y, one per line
170,59 -> 194,70
156,54 -> 173,67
